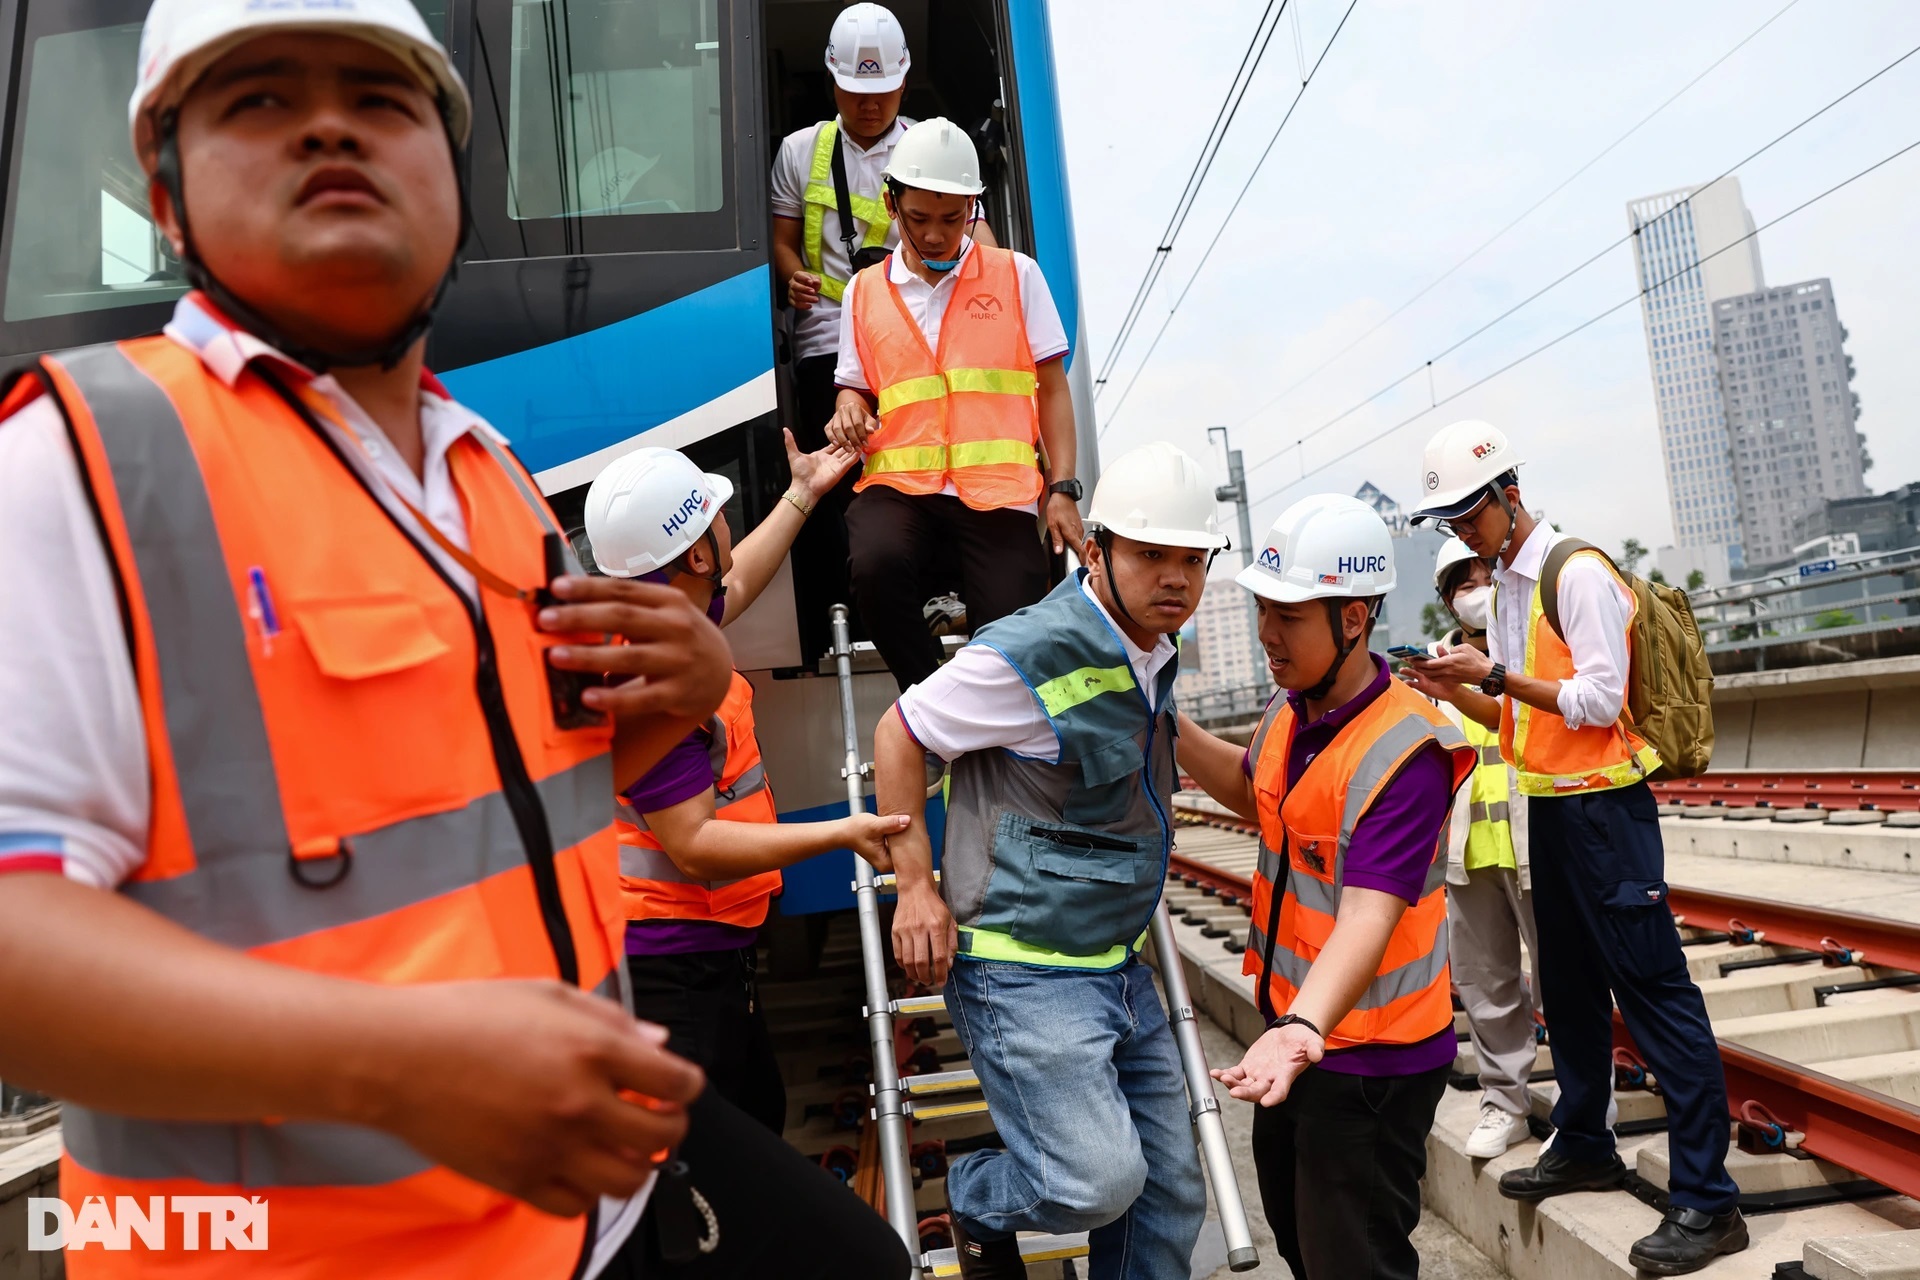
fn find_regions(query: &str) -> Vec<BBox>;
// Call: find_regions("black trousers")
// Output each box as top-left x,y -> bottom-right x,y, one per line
844,485 -> 1049,692
627,948 -> 787,1136
1250,1063 -> 1449,1280
603,1087 -> 911,1280
788,354 -> 862,663
1530,782 -> 1738,1212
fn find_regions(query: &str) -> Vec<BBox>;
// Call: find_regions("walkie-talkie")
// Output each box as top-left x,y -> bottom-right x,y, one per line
538,531 -> 608,730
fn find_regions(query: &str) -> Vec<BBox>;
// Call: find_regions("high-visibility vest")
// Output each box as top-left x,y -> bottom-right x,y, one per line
1500,548 -> 1662,796
802,120 -> 892,305
1460,713 -> 1517,873
848,245 -> 1045,512
617,671 -> 782,929
944,572 -> 1177,971
1244,681 -> 1475,1051
12,333 -> 624,1279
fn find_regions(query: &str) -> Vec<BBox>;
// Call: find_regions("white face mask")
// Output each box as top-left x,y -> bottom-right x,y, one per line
1452,584 -> 1494,632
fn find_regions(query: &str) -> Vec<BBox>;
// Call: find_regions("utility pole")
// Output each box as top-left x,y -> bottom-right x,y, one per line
1208,426 -> 1259,690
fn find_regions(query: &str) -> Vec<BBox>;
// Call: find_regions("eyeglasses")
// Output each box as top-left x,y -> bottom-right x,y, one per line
1437,494 -> 1492,539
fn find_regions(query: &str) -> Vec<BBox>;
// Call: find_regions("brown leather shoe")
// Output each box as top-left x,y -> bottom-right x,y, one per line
946,1188 -> 1025,1279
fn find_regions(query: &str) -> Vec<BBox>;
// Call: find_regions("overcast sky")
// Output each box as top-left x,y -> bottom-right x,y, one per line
1049,0 -> 1920,561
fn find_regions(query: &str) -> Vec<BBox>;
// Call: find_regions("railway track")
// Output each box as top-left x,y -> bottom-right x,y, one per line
1164,799 -> 1920,1221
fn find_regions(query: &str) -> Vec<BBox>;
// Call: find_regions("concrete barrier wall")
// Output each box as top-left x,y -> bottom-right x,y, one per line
1710,654 -> 1920,771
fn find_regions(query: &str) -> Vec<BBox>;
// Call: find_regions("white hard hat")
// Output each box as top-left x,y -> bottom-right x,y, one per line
1433,536 -> 1484,594
1409,420 -> 1523,525
584,448 -> 736,579
130,0 -> 472,166
826,3 -> 911,94
1087,442 -> 1232,551
883,118 -> 986,196
1238,494 -> 1396,603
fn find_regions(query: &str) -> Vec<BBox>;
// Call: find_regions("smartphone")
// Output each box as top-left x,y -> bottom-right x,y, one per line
537,532 -> 609,730
1387,644 -> 1430,661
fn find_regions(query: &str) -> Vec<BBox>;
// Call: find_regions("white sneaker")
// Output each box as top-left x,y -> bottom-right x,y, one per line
1464,1101 -> 1527,1159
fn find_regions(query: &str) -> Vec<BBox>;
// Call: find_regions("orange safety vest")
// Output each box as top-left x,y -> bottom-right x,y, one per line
847,245 -> 1045,511
1500,547 -> 1662,796
1244,681 -> 1475,1051
14,334 -> 624,1279
617,671 -> 782,928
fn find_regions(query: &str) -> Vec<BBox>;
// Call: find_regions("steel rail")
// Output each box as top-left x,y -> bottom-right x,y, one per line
1170,804 -> 1920,1201
1651,769 -> 1920,812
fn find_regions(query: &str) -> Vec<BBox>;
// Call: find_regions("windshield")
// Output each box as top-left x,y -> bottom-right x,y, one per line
505,0 -> 725,220
0,1 -> 452,341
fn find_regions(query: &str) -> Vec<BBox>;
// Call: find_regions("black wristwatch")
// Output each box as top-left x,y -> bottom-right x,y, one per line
1273,1013 -> 1323,1039
1047,477 -> 1083,501
1480,662 -> 1508,697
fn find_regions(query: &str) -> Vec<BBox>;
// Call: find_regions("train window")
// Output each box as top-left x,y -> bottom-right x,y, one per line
412,1 -> 451,41
466,0 -> 738,257
0,6 -> 186,330
505,0 -> 724,221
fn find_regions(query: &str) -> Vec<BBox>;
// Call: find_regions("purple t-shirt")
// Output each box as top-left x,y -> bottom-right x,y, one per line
622,728 -> 761,958
1246,653 -> 1459,1077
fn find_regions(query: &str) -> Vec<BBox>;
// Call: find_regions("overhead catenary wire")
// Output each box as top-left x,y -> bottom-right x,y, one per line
1097,0 -> 1360,439
1231,0 -> 1807,431
1245,132 -> 1920,512
1236,38 -> 1920,483
1092,0 -> 1289,398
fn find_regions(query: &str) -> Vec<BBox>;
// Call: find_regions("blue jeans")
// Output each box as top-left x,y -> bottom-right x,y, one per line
943,957 -> 1206,1280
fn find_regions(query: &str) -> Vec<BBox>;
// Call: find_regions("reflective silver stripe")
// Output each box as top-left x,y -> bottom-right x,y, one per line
1247,699 -> 1285,765
1468,800 -> 1511,825
1255,840 -> 1283,884
468,429 -> 562,538
1287,860 -> 1341,917
717,761 -> 768,806
61,346 -> 290,873
1247,923 -> 1267,959
1336,714 -> 1460,864
619,794 -> 651,834
1423,844 -> 1450,895
126,755 -> 612,949
618,842 -> 753,891
1261,922 -> 1449,1012
1478,744 -> 1505,766
62,1106 -> 434,1188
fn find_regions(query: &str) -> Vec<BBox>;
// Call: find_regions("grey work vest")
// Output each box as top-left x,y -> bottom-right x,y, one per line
942,572 -> 1178,970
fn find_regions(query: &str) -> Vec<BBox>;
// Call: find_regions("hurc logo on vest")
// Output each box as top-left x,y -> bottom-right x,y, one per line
28,1196 -> 269,1252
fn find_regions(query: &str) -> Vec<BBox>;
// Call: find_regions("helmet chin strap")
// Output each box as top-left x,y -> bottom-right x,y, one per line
1301,597 -> 1379,703
154,103 -> 469,375
1488,482 -> 1520,560
700,528 -> 728,602
887,181 -> 972,272
1092,528 -> 1142,632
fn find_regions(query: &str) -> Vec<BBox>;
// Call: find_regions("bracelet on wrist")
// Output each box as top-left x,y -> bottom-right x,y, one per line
781,489 -> 815,519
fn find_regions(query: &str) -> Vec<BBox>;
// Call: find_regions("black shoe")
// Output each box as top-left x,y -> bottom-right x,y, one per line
1496,1147 -> 1627,1202
945,1188 -> 1024,1279
1628,1206 -> 1748,1275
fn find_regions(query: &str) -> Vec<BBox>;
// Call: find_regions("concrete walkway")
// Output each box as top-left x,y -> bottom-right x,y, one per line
1666,847 -> 1920,925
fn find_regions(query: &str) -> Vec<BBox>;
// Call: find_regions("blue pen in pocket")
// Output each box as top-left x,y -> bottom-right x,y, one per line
247,566 -> 281,655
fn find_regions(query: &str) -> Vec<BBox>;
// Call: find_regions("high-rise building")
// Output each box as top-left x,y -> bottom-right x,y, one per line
1627,178 -> 1765,569
1713,278 -> 1868,565
1174,574 -> 1264,699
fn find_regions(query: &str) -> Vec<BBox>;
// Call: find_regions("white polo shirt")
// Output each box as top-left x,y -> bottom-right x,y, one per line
770,116 -> 914,362
896,575 -> 1175,763
1489,527 -> 1635,731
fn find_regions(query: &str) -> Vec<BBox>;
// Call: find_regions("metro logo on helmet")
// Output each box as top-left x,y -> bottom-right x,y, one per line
856,57 -> 882,73
1258,546 -> 1286,572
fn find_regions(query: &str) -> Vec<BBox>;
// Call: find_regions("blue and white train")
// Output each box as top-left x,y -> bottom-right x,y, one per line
0,0 -> 1096,916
